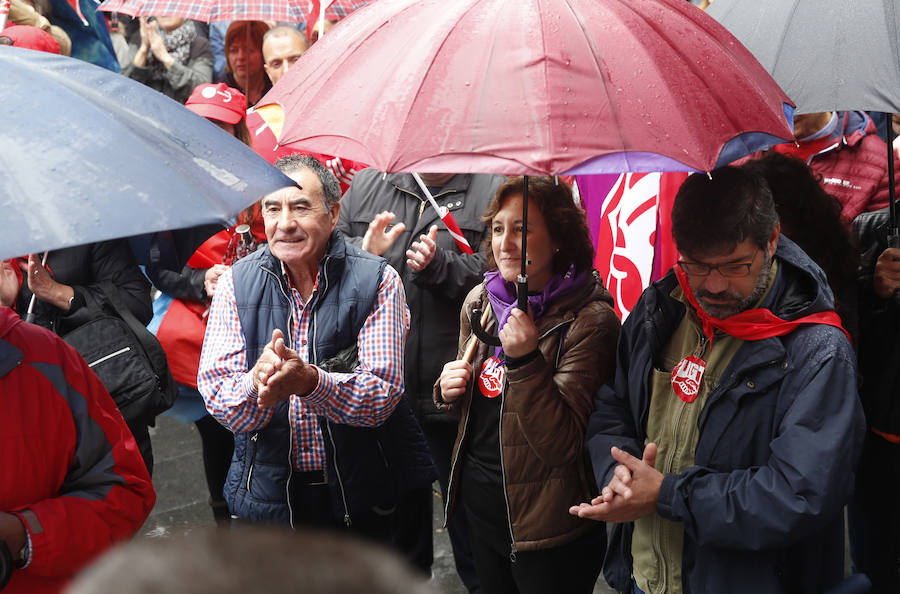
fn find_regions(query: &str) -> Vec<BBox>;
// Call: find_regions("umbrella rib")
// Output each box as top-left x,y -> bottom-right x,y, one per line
559,0 -> 631,170
391,0 -> 488,170
769,0 -> 801,87
620,0 -> 777,168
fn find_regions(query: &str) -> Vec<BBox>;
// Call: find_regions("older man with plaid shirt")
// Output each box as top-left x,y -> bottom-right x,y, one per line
198,155 -> 436,565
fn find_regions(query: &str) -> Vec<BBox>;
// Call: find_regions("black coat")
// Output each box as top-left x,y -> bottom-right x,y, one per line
853,206 -> 900,435
14,239 -> 153,336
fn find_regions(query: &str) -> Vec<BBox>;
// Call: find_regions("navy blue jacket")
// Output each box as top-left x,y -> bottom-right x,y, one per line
587,236 -> 865,594
224,232 -> 436,526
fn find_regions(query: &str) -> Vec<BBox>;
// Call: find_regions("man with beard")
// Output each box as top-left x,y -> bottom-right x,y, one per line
570,166 -> 865,594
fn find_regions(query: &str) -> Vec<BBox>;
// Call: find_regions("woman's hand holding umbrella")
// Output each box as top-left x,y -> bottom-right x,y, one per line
498,307 -> 538,359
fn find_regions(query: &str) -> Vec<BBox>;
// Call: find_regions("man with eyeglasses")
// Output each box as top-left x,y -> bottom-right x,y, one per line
571,166 -> 864,594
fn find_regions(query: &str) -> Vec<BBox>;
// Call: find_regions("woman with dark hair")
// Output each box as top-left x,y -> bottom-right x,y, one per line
435,176 -> 620,593
221,21 -> 270,106
742,152 -> 860,340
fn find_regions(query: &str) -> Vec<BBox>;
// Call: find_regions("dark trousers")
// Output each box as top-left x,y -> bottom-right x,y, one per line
426,421 -> 481,593
848,432 -> 900,593
194,414 -> 235,503
126,418 -> 154,477
390,485 -> 434,574
288,471 -> 409,563
389,420 -> 482,581
463,509 -> 605,594
195,415 -> 235,524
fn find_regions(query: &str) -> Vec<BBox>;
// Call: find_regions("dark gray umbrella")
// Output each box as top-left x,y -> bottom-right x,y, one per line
0,46 -> 294,261
708,0 -> 900,235
707,0 -> 900,115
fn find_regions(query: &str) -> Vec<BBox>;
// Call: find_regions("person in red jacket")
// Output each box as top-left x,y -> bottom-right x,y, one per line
0,260 -> 155,594
769,110 -> 899,222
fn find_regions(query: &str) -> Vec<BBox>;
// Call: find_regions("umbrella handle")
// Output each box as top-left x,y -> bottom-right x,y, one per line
470,308 -> 502,347
24,251 -> 49,324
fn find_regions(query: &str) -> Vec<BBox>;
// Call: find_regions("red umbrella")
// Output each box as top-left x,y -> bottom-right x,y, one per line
261,0 -> 795,341
262,0 -> 794,176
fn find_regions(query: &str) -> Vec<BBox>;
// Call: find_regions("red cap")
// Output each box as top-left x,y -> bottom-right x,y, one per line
185,83 -> 247,125
0,25 -> 61,54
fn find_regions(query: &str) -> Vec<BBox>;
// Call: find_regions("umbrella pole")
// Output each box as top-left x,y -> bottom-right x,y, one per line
887,113 -> 899,246
24,251 -> 48,324
517,176 -> 529,311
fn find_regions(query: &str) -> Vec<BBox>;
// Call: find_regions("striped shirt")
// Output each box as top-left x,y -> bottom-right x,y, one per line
197,262 -> 409,471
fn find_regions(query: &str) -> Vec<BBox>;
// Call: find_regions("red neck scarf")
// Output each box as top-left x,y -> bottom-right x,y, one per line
674,265 -> 850,345
771,134 -> 840,163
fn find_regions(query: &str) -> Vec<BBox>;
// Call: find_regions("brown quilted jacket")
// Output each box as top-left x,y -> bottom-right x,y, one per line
434,270 -> 620,551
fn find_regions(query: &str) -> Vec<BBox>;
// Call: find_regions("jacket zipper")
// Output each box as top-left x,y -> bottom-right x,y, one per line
444,302 -> 486,527
246,432 -> 259,492
311,256 -> 351,527
498,383 -> 518,563
262,264 -> 297,528
396,186 -> 458,234
444,364 -> 474,529
653,334 -> 708,588
88,346 -> 130,367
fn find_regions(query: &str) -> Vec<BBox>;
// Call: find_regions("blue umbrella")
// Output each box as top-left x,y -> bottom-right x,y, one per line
0,45 -> 293,261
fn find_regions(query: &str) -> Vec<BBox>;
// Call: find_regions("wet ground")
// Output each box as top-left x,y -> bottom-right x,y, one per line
139,415 -> 617,593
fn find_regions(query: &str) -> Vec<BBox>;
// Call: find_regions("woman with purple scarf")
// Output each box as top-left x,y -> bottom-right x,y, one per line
435,176 -> 621,594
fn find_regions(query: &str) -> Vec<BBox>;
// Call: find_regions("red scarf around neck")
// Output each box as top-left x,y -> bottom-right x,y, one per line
771,134 -> 840,163
673,265 -> 850,345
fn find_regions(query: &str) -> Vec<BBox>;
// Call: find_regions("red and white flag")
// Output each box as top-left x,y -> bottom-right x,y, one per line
580,172 -> 685,320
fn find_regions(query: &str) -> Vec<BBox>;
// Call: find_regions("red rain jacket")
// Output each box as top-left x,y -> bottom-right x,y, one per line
769,111 -> 899,222
0,307 -> 155,594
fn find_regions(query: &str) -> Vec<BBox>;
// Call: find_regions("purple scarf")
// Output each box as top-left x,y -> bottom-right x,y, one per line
484,265 -> 585,358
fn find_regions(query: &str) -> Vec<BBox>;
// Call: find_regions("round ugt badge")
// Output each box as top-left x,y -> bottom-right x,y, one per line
479,355 -> 506,399
671,355 -> 706,403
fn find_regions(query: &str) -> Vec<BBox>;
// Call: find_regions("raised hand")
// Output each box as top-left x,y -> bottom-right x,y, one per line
362,211 -> 406,256
406,225 -> 438,271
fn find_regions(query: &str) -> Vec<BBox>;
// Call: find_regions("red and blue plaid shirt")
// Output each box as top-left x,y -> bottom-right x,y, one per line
197,263 -> 409,471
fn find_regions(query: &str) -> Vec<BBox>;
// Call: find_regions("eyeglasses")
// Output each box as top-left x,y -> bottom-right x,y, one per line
677,250 -> 759,278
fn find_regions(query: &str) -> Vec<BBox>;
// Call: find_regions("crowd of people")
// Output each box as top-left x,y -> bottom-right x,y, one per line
4,1 -> 900,594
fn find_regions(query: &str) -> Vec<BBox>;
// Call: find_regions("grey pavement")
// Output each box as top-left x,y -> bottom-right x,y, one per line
140,414 -> 616,594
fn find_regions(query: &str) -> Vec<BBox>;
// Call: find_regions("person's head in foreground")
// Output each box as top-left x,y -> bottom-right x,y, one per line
671,166 -> 781,319
65,526 -> 436,594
